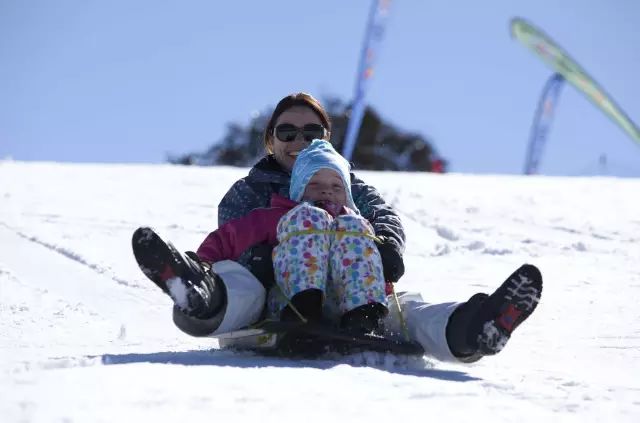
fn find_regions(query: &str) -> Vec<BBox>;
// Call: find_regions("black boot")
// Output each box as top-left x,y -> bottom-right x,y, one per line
446,264 -> 543,361
276,289 -> 325,357
132,227 -> 226,319
280,289 -> 323,323
340,303 -> 388,335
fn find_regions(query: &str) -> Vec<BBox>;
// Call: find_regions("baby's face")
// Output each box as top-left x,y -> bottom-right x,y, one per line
302,168 -> 347,207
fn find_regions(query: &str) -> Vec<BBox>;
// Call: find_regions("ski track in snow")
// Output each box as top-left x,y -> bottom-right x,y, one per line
1,161 -> 639,422
0,222 -> 138,289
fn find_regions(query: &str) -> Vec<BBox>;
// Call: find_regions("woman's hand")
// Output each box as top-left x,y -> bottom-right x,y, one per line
376,236 -> 405,283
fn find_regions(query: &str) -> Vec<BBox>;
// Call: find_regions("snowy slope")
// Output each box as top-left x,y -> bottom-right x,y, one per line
1,160 -> 639,422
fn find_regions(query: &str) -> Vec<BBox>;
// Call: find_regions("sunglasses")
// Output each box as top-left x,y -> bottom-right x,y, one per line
273,123 -> 326,142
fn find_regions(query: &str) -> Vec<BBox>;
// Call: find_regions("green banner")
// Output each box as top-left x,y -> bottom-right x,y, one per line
511,17 -> 640,145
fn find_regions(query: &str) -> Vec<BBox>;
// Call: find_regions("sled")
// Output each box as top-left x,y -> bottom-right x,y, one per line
215,320 -> 425,357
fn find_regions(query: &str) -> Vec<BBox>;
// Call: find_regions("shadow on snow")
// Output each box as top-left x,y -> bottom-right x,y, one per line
98,348 -> 480,382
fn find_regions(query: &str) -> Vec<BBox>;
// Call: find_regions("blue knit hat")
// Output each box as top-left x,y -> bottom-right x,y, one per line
290,139 -> 357,211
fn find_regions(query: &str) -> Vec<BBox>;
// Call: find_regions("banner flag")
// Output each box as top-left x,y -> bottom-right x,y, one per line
512,17 -> 640,147
524,73 -> 565,174
342,0 -> 391,161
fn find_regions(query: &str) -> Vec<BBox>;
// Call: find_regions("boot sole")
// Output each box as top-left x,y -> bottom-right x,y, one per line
131,227 -> 185,294
477,264 -> 543,355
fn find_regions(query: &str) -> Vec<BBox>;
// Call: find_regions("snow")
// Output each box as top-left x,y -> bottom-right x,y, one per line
1,160 -> 639,422
166,277 -> 189,309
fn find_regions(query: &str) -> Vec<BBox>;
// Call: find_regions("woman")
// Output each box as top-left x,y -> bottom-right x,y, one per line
133,93 -> 543,362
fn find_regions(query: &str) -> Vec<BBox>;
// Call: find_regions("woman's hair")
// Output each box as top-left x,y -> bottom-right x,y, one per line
263,92 -> 332,153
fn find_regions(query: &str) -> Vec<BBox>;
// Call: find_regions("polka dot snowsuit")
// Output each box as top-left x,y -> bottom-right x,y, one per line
269,202 -> 387,320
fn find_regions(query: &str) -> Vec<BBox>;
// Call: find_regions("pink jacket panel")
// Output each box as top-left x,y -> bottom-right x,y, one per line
196,194 -> 297,263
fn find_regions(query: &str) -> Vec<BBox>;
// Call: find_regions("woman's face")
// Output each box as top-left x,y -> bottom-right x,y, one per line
269,106 -> 326,172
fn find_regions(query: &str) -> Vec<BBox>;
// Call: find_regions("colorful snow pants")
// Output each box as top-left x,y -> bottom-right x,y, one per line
270,202 -> 387,320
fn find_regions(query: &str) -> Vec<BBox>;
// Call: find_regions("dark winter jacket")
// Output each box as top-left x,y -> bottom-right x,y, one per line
217,155 -> 405,280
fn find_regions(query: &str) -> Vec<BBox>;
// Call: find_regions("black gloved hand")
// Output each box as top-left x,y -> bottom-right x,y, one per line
376,236 -> 405,282
248,243 -> 276,288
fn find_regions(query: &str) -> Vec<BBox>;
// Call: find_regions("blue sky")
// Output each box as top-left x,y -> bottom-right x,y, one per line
1,0 -> 639,176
